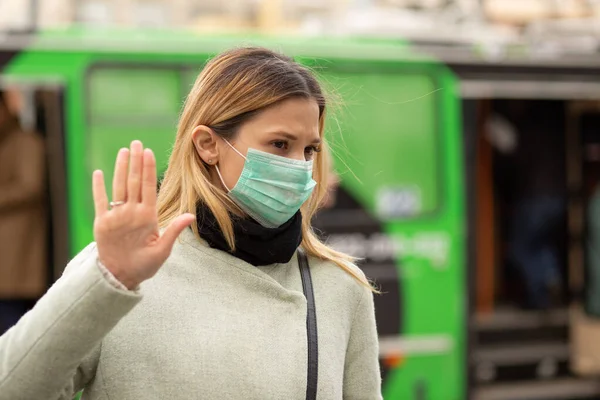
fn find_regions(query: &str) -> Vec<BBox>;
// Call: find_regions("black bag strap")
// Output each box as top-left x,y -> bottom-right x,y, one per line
298,249 -> 318,400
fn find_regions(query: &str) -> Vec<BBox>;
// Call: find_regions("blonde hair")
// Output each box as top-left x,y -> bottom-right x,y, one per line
157,47 -> 374,291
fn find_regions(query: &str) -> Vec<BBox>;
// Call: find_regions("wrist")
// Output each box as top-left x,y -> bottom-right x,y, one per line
113,272 -> 140,291
97,258 -> 140,290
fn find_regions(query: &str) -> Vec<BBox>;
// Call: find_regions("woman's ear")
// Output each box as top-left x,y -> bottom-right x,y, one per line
192,125 -> 219,165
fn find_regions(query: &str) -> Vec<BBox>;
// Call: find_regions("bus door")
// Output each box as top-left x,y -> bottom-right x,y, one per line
312,58 -> 466,400
0,79 -> 68,286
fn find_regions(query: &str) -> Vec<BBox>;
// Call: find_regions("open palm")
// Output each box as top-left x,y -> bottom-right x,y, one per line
92,140 -> 195,289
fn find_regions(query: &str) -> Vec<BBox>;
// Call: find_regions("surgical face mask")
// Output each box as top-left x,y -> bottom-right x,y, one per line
215,139 -> 316,228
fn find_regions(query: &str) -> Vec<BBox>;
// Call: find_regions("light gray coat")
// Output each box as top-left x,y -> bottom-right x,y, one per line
0,228 -> 382,399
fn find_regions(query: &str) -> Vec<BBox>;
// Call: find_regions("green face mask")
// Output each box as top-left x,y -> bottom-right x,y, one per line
216,140 -> 317,228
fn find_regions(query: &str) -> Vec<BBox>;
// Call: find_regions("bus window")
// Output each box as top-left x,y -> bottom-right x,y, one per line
86,66 -> 184,202
321,71 -> 440,219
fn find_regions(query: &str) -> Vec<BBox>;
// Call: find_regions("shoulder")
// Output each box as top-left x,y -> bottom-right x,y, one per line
305,254 -> 370,309
13,129 -> 43,145
168,227 -> 210,264
306,253 -> 366,284
8,130 -> 44,155
161,228 -> 236,280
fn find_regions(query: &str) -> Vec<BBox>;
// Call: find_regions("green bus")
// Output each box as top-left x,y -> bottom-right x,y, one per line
0,29 -> 466,399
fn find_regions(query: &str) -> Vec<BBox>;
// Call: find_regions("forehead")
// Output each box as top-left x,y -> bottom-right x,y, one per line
245,98 -> 320,134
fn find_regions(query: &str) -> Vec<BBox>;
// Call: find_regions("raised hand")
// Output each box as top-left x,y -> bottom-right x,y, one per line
92,140 -> 195,289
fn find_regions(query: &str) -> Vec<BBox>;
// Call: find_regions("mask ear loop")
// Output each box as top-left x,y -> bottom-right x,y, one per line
215,164 -> 230,192
222,138 -> 247,160
214,139 -> 247,193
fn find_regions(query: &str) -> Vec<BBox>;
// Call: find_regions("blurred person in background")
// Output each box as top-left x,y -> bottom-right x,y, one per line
584,143 -> 600,317
586,176 -> 600,317
493,100 -> 566,310
0,48 -> 381,400
0,90 -> 47,335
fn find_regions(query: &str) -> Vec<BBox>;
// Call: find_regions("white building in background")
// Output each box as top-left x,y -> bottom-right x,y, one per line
0,0 -> 202,30
1,0 -> 600,55
0,0 -> 35,31
37,0 -> 195,29
0,0 -> 343,34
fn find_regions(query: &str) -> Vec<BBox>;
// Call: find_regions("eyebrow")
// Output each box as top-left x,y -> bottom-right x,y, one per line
271,131 -> 321,144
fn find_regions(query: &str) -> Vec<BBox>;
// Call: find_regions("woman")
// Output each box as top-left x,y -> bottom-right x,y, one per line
0,90 -> 47,335
0,47 -> 381,400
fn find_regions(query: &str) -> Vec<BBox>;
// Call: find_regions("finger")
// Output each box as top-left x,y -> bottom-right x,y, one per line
92,170 -> 108,217
142,148 -> 157,207
158,213 -> 196,255
127,140 -> 144,203
112,148 -> 129,203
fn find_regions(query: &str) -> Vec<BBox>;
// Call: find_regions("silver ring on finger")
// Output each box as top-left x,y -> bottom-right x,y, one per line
109,200 -> 126,208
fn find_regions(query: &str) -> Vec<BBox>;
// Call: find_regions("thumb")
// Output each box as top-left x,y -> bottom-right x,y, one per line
158,213 -> 196,254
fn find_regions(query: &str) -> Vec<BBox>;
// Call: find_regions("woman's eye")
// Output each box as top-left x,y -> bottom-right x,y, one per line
272,141 -> 287,150
305,146 -> 321,159
305,146 -> 320,155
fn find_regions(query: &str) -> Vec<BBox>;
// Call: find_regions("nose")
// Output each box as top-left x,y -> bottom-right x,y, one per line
290,149 -> 307,161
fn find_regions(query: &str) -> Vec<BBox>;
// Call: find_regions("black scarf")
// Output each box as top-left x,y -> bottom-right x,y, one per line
196,203 -> 303,266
